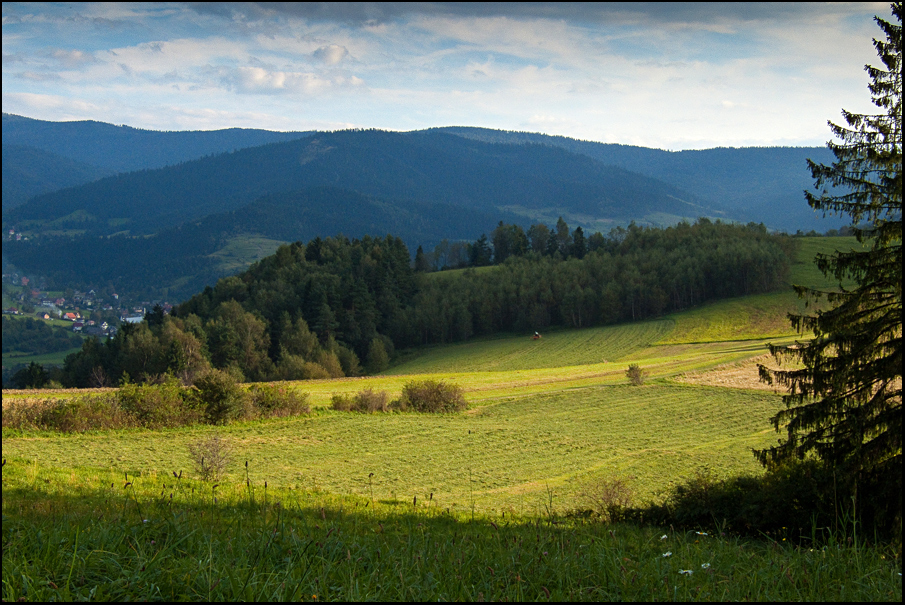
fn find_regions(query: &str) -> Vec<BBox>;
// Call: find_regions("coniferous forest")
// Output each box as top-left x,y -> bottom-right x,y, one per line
58,218 -> 792,387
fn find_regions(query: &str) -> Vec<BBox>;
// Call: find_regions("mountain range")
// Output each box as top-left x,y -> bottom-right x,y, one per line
2,113 -> 844,301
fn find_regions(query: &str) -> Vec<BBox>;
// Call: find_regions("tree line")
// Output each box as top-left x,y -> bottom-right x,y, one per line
53,219 -> 793,387
408,218 -> 792,343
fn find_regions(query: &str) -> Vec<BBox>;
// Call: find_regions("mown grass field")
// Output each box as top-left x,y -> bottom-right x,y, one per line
1,236 -> 858,508
3,236 -> 900,600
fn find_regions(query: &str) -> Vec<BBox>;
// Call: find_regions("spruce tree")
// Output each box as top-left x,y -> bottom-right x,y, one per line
758,3 -> 901,528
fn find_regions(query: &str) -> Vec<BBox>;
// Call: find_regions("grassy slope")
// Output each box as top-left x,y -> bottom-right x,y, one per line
2,237 -> 860,510
2,384 -> 782,509
3,236 -> 900,601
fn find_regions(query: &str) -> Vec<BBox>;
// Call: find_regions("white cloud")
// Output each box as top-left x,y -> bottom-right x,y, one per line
218,65 -> 363,96
312,44 -> 349,65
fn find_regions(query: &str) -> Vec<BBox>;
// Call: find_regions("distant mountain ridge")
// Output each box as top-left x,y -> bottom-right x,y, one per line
2,115 -> 846,300
1,143 -> 115,208
5,129 -> 717,236
1,113 -> 315,174
425,126 -> 841,232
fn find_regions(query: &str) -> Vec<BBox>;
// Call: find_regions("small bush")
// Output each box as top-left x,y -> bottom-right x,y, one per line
192,369 -> 250,425
578,475 -> 636,523
248,384 -> 311,418
357,388 -> 389,412
331,388 -> 390,413
330,393 -> 354,412
187,433 -> 233,481
117,375 -> 202,428
5,394 -> 138,432
396,380 -> 467,413
626,364 -> 647,386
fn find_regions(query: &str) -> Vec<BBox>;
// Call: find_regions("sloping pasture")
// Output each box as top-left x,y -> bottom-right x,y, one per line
386,320 -> 672,374
1,236 -> 856,513
1,383 -> 782,512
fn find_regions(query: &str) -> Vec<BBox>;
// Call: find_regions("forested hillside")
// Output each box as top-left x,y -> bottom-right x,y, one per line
2,317 -> 84,356
5,130 -> 713,236
57,219 -> 793,387
429,127 -> 842,233
1,144 -> 114,209
1,113 -> 314,174
3,119 -> 842,303
4,187 -> 523,300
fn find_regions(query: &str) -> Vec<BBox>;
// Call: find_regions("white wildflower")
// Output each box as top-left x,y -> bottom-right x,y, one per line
660,534 -> 668,540
701,563 -> 711,569
662,551 -> 672,557
679,569 -> 693,575
696,531 -> 708,536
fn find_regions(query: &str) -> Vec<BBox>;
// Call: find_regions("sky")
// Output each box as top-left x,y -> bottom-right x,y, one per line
1,2 -> 893,150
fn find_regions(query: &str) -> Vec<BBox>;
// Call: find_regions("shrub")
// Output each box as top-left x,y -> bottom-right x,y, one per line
635,461 -> 847,540
117,375 -> 202,428
187,433 -> 233,481
396,380 -> 467,413
356,388 -> 389,412
248,384 -> 311,418
192,369 -> 250,425
330,393 -> 355,412
4,394 -> 138,432
626,364 -> 647,386
332,388 -> 389,413
578,475 -> 636,523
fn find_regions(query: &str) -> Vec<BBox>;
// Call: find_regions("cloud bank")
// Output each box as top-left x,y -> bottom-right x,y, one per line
1,2 -> 890,148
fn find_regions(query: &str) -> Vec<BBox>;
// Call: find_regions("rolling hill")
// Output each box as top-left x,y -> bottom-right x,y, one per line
429,126 -> 843,233
5,129 -> 716,236
2,117 -> 849,302
1,113 -> 314,175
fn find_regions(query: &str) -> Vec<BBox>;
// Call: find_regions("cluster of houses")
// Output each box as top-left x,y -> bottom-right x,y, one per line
3,272 -> 174,338
6,228 -> 27,242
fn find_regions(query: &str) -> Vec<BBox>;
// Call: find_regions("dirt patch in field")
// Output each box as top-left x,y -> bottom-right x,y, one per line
673,354 -> 789,392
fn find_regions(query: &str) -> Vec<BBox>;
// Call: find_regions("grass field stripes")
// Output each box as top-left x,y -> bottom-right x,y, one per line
387,321 -> 674,374
1,385 -> 786,510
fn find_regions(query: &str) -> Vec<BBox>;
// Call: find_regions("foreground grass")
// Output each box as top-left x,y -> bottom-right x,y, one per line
2,460 -> 900,602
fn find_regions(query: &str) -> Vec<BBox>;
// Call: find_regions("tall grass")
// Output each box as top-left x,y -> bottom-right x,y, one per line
2,458 -> 900,602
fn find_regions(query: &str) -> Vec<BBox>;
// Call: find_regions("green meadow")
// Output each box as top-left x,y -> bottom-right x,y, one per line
3,236 -> 900,600
0,237 -> 861,508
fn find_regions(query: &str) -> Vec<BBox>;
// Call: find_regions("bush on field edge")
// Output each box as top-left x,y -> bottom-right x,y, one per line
2,371 -> 310,432
397,380 -> 467,413
331,388 -> 389,413
330,381 -> 467,414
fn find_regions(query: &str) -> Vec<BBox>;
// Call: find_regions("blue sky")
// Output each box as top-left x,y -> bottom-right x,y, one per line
1,2 -> 890,149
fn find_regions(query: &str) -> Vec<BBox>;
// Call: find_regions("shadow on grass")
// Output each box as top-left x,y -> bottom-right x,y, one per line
2,458 -> 901,602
